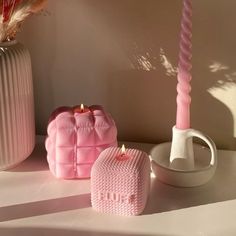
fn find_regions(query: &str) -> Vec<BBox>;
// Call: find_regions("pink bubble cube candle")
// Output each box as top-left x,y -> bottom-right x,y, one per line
91,146 -> 151,216
45,105 -> 117,179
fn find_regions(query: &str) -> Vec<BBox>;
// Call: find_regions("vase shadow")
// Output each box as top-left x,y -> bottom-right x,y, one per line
6,137 -> 48,172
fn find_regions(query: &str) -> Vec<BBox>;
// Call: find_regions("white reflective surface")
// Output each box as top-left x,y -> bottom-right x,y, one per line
1,136 -> 236,236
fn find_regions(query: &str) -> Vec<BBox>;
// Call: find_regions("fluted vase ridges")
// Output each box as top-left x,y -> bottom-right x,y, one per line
0,40 -> 35,170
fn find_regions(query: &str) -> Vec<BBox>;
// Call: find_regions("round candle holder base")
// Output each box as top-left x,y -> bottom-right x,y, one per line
150,142 -> 217,187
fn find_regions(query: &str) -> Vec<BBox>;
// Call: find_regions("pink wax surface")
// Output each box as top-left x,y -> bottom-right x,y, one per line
45,105 -> 117,179
176,0 -> 192,130
91,147 -> 151,216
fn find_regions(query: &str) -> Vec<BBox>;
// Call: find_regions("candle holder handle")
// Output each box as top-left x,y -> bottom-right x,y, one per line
170,126 -> 217,170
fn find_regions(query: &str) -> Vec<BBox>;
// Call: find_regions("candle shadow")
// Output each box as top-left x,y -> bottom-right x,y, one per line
6,137 -> 49,172
0,193 -> 91,222
0,227 -> 171,236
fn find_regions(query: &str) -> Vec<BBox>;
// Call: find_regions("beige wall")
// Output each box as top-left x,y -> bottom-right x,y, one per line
19,0 -> 236,150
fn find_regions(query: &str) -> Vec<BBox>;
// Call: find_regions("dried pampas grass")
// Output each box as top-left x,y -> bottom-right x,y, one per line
0,0 -> 47,42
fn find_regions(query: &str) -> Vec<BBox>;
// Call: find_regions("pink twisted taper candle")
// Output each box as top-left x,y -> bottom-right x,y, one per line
176,0 -> 192,130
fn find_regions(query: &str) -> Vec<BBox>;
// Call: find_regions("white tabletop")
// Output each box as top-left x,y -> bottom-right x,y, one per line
1,137 -> 236,236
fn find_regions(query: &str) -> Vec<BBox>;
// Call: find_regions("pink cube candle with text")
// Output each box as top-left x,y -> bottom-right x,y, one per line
91,146 -> 151,216
45,105 -> 117,179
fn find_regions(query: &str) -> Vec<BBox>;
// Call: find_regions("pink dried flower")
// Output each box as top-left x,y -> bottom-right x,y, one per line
0,0 -> 47,42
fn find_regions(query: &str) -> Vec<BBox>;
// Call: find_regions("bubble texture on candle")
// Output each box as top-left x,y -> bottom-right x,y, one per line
45,105 -> 117,179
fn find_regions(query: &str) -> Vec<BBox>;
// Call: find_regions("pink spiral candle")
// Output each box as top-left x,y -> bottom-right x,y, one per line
176,0 -> 192,130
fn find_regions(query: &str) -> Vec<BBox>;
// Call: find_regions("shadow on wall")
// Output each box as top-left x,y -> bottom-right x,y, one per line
20,0 -> 236,150
96,0 -> 236,149
18,5 -> 57,135
107,69 -> 176,144
191,0 -> 236,149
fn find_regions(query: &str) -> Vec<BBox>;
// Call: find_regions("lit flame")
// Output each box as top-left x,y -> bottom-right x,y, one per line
80,103 -> 84,112
121,144 -> 126,155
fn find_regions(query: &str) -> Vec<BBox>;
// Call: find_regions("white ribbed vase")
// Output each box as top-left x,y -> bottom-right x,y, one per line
0,40 -> 35,170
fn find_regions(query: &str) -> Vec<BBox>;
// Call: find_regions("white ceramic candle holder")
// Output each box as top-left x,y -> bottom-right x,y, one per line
150,126 -> 217,187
